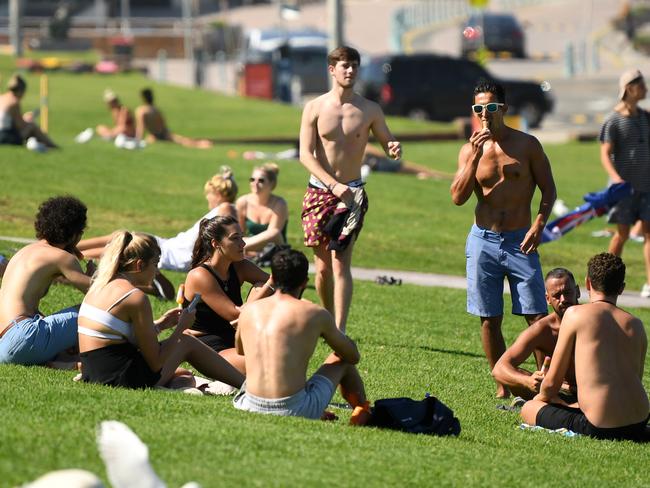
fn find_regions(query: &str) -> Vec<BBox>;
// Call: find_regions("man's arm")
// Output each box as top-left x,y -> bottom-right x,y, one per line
493,323 -> 547,394
520,138 -> 557,254
135,106 -> 145,140
319,310 -> 360,364
536,309 -> 577,402
369,102 -> 401,159
57,251 -> 92,293
450,130 -> 491,205
298,99 -> 338,189
600,141 -> 624,183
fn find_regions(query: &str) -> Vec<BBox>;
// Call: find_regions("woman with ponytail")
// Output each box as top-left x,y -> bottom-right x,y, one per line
183,216 -> 274,373
77,166 -> 238,273
78,231 -> 244,389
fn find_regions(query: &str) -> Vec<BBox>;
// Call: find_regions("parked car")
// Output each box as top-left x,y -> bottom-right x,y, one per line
357,54 -> 553,128
240,28 -> 329,95
461,12 -> 526,59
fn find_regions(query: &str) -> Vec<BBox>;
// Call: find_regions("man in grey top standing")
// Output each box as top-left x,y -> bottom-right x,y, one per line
599,69 -> 650,297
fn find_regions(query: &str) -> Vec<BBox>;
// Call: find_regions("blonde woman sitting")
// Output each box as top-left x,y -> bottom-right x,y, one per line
236,162 -> 289,257
78,231 -> 244,389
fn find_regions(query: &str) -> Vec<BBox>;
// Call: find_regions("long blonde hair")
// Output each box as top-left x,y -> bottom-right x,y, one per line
89,231 -> 160,295
205,166 -> 238,203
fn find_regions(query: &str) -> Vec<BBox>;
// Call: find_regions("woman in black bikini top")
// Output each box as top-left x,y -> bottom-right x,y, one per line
183,216 -> 275,373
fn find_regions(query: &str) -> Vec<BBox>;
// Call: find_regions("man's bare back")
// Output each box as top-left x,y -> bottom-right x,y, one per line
135,105 -> 169,140
568,303 -> 648,427
237,294 -> 333,398
0,242 -> 88,326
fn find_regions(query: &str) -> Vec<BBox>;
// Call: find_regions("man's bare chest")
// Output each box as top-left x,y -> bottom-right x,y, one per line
317,109 -> 369,142
476,147 -> 531,188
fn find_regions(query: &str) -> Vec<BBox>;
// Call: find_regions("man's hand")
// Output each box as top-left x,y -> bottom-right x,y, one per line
528,371 -> 545,393
469,129 -> 491,159
520,224 -> 543,254
332,182 -> 353,207
387,140 -> 402,160
176,308 -> 196,332
85,260 -> 97,277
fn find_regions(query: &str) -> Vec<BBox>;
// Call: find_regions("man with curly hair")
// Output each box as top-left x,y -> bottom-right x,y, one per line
521,253 -> 649,441
0,196 -> 93,365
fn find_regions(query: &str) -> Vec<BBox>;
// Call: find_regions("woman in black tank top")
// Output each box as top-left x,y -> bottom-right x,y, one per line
183,216 -> 275,373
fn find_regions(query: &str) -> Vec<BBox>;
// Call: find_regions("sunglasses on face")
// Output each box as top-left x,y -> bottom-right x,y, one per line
471,102 -> 505,114
249,177 -> 266,183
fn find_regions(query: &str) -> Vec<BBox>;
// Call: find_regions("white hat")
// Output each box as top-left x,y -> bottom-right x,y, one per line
103,88 -> 117,103
618,69 -> 643,100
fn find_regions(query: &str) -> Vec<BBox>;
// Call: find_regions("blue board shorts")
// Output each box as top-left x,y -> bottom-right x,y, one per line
608,190 -> 650,225
0,306 -> 79,365
465,224 -> 546,317
233,374 -> 336,420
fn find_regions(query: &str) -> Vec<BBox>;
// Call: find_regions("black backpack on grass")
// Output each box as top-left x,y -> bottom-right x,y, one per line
367,396 -> 461,436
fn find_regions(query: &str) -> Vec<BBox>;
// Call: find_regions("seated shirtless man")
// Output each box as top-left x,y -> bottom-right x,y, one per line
492,268 -> 579,400
0,196 -> 93,365
135,88 -> 212,149
521,253 -> 649,441
234,249 -> 371,423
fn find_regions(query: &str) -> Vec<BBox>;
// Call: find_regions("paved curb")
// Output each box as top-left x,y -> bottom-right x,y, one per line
2,236 -> 648,309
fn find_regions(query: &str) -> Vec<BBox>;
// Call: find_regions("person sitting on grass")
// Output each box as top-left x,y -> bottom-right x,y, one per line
78,231 -> 244,390
233,249 -> 371,423
492,267 -> 580,400
236,162 -> 289,258
182,216 -> 274,373
0,74 -> 57,148
521,253 -> 649,441
77,166 -> 239,298
96,89 -> 136,140
0,196 -> 92,365
135,87 -> 213,149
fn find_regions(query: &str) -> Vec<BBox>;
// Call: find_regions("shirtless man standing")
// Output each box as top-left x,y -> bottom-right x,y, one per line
299,46 -> 401,332
0,196 -> 93,365
522,253 -> 649,441
451,79 -> 556,397
234,249 -> 371,423
493,268 -> 579,400
135,88 -> 212,149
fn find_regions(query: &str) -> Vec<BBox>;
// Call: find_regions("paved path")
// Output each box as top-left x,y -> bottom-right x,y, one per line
1,235 -> 647,309
343,264 -> 650,310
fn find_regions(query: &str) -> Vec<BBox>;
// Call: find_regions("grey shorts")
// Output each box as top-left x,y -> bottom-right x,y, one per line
233,374 -> 335,420
608,190 -> 650,225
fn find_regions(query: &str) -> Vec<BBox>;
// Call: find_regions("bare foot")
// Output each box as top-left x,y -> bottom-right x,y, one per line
496,385 -> 511,399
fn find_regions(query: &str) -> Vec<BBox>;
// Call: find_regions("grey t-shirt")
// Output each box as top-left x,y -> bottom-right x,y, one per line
599,109 -> 650,192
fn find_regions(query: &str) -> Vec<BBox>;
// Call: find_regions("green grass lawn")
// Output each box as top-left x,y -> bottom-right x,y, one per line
2,283 -> 650,487
1,57 -> 650,486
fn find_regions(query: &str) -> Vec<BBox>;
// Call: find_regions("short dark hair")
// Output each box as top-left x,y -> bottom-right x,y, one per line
327,46 -> 360,67
141,88 -> 154,104
271,249 -> 308,293
473,78 -> 506,103
34,196 -> 87,245
545,267 -> 576,284
587,253 -> 625,295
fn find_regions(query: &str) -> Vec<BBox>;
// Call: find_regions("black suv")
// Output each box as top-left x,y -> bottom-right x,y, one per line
357,54 -> 553,128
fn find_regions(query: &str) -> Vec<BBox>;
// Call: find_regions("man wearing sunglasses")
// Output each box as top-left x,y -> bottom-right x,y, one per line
299,46 -> 401,333
599,69 -> 650,299
451,79 -> 557,398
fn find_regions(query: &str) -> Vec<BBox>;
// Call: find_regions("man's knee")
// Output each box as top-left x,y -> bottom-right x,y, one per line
480,316 -> 503,331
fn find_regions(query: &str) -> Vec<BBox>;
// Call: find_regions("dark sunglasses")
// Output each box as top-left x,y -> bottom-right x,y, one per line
471,102 -> 504,114
249,177 -> 266,183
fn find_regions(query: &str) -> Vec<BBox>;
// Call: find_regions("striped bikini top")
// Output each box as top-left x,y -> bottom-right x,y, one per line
78,288 -> 139,344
